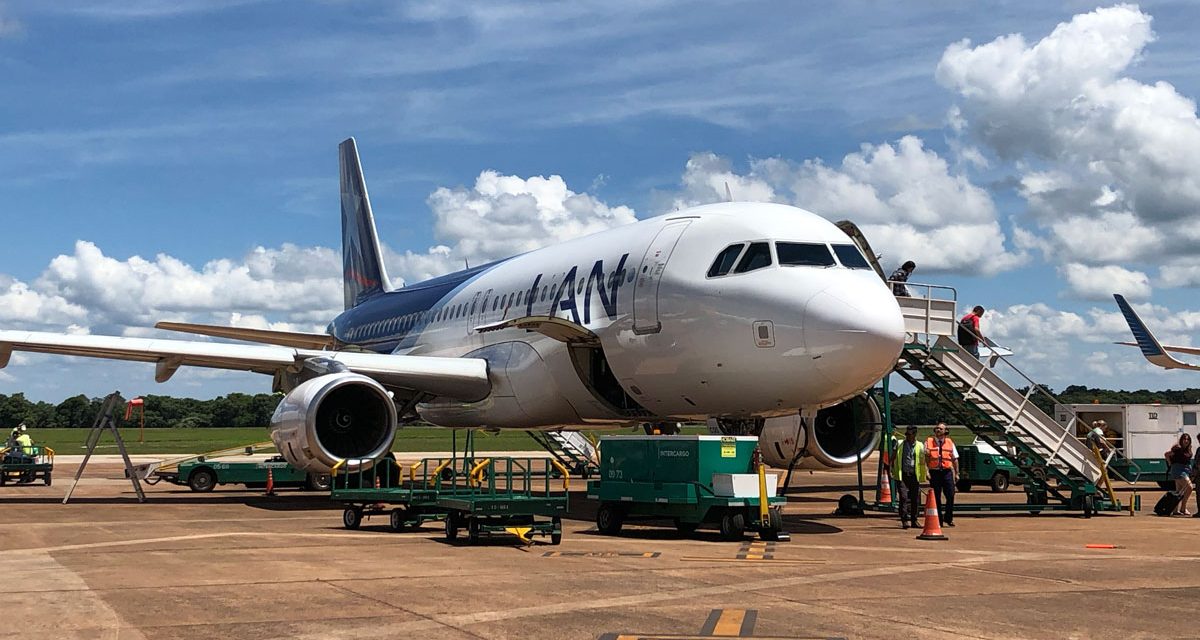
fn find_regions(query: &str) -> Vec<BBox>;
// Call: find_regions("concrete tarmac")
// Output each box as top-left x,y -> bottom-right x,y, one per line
0,460 -> 1187,639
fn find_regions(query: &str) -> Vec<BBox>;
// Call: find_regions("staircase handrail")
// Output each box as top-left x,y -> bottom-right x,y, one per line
891,281 -> 957,348
954,323 -> 1133,485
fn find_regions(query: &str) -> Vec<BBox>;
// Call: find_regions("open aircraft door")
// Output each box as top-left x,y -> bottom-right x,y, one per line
632,220 -> 691,335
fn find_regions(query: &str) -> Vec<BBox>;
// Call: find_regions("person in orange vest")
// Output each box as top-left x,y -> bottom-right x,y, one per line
925,422 -> 959,527
891,425 -> 927,529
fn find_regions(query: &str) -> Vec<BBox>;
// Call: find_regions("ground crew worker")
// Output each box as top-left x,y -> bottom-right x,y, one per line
5,423 -> 22,449
925,422 -> 959,527
13,425 -> 34,462
891,425 -> 926,529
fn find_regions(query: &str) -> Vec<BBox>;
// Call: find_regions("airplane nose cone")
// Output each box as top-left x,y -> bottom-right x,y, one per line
803,286 -> 905,395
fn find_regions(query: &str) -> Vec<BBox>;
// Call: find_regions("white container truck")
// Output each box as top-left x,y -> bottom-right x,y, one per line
1054,403 -> 1200,487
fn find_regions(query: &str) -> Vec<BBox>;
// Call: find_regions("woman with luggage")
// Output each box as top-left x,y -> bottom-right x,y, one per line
1166,433 -> 1194,516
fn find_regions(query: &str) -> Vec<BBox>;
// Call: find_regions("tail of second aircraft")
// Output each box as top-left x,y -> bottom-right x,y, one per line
339,138 -> 392,310
1114,293 -> 1200,371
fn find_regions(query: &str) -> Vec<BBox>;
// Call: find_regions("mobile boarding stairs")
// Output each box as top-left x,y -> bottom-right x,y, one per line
881,284 -> 1138,516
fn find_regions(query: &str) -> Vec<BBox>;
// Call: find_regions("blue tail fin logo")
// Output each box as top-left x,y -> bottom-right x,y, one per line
339,138 -> 392,310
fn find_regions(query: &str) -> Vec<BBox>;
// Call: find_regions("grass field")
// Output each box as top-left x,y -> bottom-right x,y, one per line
26,426 -> 655,455
25,425 -> 966,456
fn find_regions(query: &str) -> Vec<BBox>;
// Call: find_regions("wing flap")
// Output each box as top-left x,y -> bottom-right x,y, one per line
0,330 -> 491,400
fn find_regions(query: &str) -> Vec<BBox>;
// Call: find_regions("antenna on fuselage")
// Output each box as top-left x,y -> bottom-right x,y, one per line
465,259 -> 470,269
724,182 -> 734,202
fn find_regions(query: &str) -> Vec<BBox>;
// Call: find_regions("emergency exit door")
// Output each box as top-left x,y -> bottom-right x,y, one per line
632,220 -> 691,334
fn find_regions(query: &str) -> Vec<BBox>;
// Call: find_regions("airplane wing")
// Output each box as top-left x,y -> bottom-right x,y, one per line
155,321 -> 336,349
1113,294 -> 1200,371
0,330 -> 490,400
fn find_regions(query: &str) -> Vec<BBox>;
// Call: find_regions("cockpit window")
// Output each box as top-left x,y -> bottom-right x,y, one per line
776,242 -> 835,267
707,243 -> 745,277
734,242 -> 773,273
832,244 -> 871,269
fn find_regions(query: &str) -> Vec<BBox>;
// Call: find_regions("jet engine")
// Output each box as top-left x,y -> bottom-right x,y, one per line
711,393 -> 882,470
269,372 -> 398,473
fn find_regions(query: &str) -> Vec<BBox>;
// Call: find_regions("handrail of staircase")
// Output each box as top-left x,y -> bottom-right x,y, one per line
953,323 -> 1136,485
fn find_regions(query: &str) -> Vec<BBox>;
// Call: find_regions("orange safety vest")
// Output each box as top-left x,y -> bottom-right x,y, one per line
926,436 -> 955,470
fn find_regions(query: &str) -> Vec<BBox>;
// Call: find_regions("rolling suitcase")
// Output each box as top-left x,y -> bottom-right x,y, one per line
1154,490 -> 1181,516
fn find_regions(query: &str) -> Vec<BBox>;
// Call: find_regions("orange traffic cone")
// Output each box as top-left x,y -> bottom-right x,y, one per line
265,466 -> 275,496
877,470 -> 893,505
916,490 -> 947,541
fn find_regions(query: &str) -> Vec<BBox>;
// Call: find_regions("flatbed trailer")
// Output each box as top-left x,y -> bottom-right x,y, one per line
331,454 -> 569,545
0,445 -> 54,486
151,454 -> 330,492
586,435 -> 787,541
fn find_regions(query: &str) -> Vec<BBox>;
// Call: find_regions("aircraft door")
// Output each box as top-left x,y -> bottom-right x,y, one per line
632,221 -> 691,334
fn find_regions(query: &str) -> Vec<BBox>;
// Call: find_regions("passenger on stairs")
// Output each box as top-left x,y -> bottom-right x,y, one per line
1165,433 -> 1194,516
956,306 -> 986,359
889,261 -> 916,297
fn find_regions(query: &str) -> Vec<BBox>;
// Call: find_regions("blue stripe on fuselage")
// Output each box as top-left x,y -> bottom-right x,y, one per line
330,258 -> 509,353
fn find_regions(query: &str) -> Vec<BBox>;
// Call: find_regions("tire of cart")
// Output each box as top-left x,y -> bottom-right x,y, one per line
596,502 -> 624,535
342,506 -> 363,530
188,467 -> 217,493
990,472 -> 1010,493
551,516 -> 563,545
467,517 -> 481,545
306,473 -> 332,491
719,510 -> 746,541
444,512 -> 460,541
389,507 -> 409,532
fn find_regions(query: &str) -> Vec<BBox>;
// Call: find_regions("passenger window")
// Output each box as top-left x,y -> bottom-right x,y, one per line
776,242 -> 835,267
734,242 -> 772,273
707,243 -> 745,277
831,244 -> 871,269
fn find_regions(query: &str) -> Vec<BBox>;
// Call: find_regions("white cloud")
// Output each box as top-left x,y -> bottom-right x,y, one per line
396,170 -> 637,283
0,275 -> 88,326
937,4 -> 1200,286
662,137 -> 1024,274
27,241 -> 342,331
1059,263 -> 1151,302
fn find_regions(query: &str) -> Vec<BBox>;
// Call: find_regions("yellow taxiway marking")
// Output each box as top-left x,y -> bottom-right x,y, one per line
543,551 -> 661,558
708,608 -> 747,636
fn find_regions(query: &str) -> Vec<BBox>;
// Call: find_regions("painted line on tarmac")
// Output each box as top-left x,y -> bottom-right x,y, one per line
10,531 -> 430,554
0,515 -> 335,528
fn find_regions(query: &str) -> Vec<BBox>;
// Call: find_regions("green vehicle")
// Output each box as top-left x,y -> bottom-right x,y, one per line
586,435 -> 786,541
168,455 -> 331,492
0,445 -> 54,486
956,439 -> 1026,493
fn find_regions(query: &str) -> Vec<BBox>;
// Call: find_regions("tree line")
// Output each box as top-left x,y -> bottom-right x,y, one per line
5,384 -> 1200,430
0,392 -> 281,429
887,385 -> 1200,426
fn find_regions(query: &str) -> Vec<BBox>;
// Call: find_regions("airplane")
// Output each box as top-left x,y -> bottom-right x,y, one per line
0,139 -> 906,474
1114,293 -> 1200,371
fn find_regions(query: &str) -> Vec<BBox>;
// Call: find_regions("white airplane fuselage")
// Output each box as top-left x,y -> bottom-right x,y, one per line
331,202 -> 905,429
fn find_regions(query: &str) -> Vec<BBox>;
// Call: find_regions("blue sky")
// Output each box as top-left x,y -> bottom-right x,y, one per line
4,1 -> 1200,402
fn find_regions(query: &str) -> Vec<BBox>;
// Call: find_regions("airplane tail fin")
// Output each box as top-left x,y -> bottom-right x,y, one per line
339,138 -> 392,310
1113,293 -> 1166,359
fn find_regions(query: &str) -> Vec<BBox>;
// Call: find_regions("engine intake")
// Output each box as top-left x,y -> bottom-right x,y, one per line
270,372 -> 397,473
755,393 -> 882,469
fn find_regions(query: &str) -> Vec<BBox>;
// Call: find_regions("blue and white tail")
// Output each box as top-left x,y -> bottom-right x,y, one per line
339,138 -> 392,310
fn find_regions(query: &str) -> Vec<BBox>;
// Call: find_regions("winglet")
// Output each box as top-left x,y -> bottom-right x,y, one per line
339,138 -> 392,310
1114,294 -> 1200,370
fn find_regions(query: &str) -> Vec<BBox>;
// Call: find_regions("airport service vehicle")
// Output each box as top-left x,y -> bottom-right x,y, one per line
1054,403 -> 1193,487
0,445 -> 53,486
0,138 -> 906,481
165,455 -> 331,492
586,435 -> 786,541
955,438 -> 1025,492
331,452 -> 568,545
